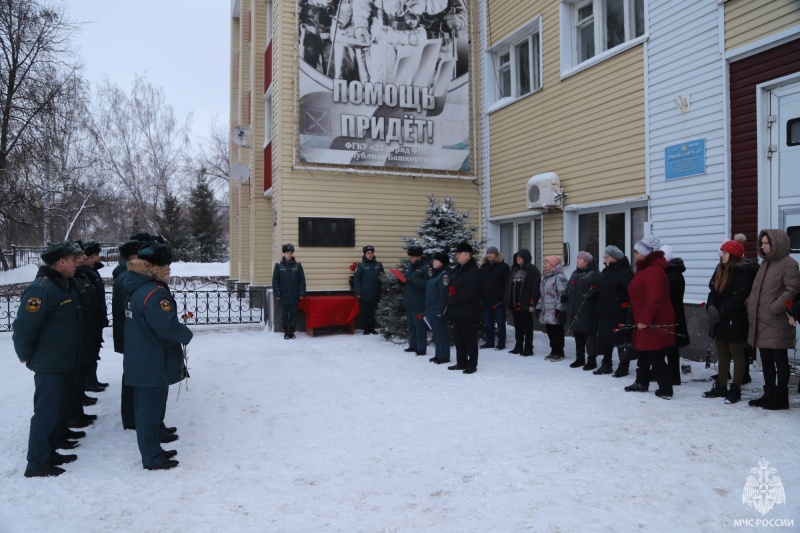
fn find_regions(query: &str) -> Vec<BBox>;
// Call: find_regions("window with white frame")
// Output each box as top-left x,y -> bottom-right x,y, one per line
264,92 -> 272,147
562,0 -> 645,70
489,17 -> 542,105
265,0 -> 272,44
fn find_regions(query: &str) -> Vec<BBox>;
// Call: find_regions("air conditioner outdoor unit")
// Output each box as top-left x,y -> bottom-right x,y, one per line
526,172 -> 560,209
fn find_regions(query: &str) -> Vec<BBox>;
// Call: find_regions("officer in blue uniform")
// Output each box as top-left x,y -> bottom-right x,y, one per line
123,241 -> 192,470
403,245 -> 430,355
272,243 -> 306,339
81,241 -> 109,391
425,250 -> 451,364
13,241 -> 84,477
354,245 -> 385,334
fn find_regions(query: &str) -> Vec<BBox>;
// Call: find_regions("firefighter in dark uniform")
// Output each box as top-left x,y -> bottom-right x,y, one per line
402,245 -> 430,355
447,241 -> 482,374
354,245 -> 385,334
13,241 -> 84,477
81,241 -> 109,391
273,243 -> 307,339
123,241 -> 192,470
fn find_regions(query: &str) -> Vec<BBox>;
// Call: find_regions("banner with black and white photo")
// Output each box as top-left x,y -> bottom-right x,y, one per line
297,0 -> 470,172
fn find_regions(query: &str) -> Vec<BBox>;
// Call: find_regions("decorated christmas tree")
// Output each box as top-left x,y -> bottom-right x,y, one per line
377,195 -> 483,343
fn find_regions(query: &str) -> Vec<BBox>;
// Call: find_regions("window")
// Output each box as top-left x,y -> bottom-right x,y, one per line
574,206 -> 646,263
562,0 -> 645,72
489,17 -> 542,107
499,218 -> 543,268
264,92 -> 272,146
265,0 -> 272,44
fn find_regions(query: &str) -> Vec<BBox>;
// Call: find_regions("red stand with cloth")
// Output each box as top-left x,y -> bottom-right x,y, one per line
297,295 -> 360,337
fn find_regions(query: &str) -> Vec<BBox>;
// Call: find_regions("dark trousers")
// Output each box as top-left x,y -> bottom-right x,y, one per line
716,339 -> 745,386
666,345 -> 681,384
512,310 -> 534,352
759,348 -> 790,388
27,372 -> 66,471
360,299 -> 378,331
430,313 -> 450,361
574,331 -> 596,358
545,324 -> 565,356
482,304 -> 507,346
280,302 -> 299,329
133,386 -> 168,468
453,317 -> 479,369
406,310 -> 427,352
635,349 -> 672,394
121,372 -> 135,429
63,367 -> 83,428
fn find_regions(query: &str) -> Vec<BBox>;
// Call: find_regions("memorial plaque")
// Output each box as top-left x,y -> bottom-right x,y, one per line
298,217 -> 355,247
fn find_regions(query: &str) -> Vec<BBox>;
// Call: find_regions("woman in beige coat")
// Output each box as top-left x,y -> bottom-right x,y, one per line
745,229 -> 800,410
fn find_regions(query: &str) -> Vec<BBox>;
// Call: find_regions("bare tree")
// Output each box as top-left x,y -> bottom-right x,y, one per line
94,74 -> 192,231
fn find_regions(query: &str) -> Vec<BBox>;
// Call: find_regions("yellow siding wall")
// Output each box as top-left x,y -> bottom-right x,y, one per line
725,0 -> 800,50
229,15 -> 241,279
486,1 -> 645,255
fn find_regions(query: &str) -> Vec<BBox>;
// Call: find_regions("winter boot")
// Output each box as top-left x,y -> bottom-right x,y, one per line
522,339 -> 534,357
748,386 -> 774,407
289,326 -> 296,339
612,362 -> 629,378
582,356 -> 597,371
283,329 -> 290,340
702,381 -> 727,398
593,361 -> 613,375
509,343 -> 522,355
724,384 -> 742,404
762,387 -> 789,410
569,356 -> 586,368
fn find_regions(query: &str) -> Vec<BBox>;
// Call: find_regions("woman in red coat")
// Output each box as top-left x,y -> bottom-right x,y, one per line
623,235 -> 676,399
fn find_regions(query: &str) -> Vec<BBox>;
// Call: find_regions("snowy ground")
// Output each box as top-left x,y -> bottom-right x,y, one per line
2,321 -> 799,532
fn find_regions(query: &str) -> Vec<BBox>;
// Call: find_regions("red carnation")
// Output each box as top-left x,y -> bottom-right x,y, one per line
449,286 -> 456,295
589,285 -> 595,290
617,323 -> 624,328
612,328 -> 618,333
621,302 -> 629,308
700,302 -> 706,308
571,279 -> 577,285
786,300 -> 793,309
348,261 -> 358,272
416,313 -> 423,321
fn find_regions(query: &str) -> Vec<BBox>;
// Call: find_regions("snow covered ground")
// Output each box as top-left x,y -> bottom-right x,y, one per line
2,262 -> 799,531
0,261 -> 231,286
2,321 -> 799,532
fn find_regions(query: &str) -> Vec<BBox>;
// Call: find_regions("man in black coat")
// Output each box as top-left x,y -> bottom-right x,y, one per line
81,241 -> 109,392
403,246 -> 429,355
480,246 -> 510,350
447,242 -> 482,374
354,245 -> 385,334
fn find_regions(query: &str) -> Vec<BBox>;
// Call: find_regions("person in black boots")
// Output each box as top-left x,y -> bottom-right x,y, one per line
564,251 -> 600,369
403,245 -> 429,356
272,244 -> 306,339
480,246 -> 510,350
703,238 -> 758,404
624,236 -> 676,400
745,229 -> 800,410
448,242 -> 482,373
504,249 -> 540,356
123,241 -> 192,470
113,239 -> 144,430
660,244 -> 690,386
593,245 -> 633,375
425,250 -> 452,364
13,241 -> 84,478
354,245 -> 385,334
81,241 -> 109,392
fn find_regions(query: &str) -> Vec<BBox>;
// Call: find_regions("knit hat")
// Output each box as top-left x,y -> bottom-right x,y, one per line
576,251 -> 593,263
634,235 -> 660,257
604,245 -> 624,260
455,242 -> 474,254
137,241 -> 173,266
486,246 -> 499,255
660,244 -> 673,262
40,241 -> 84,265
282,243 -> 295,253
720,239 -> 744,259
432,250 -> 450,265
362,245 -> 375,253
407,245 -> 423,257
119,240 -> 143,260
544,255 -> 562,268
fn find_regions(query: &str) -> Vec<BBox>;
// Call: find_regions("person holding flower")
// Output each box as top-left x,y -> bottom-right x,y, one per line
623,235 -> 676,399
354,245 -> 385,335
537,256 -> 569,361
504,249 -> 540,357
745,229 -> 800,410
703,237 -> 759,403
591,245 -> 633,375
564,251 -> 600,369
447,242 -> 482,373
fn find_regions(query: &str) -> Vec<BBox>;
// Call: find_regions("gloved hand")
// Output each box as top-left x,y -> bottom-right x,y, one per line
560,293 -> 569,303
556,310 -> 566,324
707,304 -> 721,328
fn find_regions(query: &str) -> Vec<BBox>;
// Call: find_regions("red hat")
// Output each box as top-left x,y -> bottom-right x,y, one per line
720,239 -> 744,259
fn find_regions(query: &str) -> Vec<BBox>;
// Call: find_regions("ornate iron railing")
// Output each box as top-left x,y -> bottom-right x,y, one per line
0,279 -> 265,332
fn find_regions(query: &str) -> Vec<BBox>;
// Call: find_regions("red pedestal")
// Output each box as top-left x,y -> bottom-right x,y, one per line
297,295 -> 360,337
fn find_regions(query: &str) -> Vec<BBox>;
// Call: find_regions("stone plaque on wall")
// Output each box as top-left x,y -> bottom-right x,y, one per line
298,217 -> 355,247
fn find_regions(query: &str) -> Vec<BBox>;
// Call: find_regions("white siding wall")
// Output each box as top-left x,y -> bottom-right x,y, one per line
647,0 -> 728,302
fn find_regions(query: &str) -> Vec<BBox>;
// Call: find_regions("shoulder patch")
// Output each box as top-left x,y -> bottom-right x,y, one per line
442,276 -> 449,286
25,297 -> 42,313
159,299 -> 173,312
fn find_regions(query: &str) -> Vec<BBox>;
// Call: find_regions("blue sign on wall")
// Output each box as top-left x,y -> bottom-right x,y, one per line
665,139 -> 706,180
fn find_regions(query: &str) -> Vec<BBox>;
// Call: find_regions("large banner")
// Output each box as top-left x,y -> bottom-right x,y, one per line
298,0 -> 470,172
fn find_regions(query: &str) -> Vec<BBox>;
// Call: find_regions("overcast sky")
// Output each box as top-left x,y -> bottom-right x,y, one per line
67,0 -> 231,143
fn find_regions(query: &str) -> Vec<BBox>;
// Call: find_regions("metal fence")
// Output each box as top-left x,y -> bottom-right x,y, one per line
1,279 -> 265,332
1,243 -> 121,271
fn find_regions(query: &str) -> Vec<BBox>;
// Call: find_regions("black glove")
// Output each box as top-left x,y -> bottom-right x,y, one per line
560,293 -> 569,303
707,305 -> 721,328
